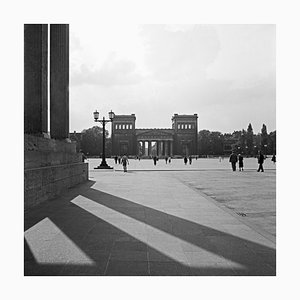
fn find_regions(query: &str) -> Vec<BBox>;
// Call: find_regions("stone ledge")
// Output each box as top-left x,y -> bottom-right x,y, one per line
24,162 -> 88,210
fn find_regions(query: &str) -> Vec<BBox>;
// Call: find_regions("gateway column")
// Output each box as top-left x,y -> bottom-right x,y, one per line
24,24 -> 48,135
50,24 -> 69,139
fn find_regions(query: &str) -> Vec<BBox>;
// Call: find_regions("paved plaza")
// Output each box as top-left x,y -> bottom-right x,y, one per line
24,158 -> 276,276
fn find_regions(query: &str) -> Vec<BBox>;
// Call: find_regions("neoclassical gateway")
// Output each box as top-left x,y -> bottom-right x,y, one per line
112,113 -> 198,157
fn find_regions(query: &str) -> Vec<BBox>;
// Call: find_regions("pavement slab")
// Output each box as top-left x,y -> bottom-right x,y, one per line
25,160 -> 276,276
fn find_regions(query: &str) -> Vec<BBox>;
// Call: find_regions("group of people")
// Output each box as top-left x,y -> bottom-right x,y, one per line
183,156 -> 193,165
229,151 -> 276,172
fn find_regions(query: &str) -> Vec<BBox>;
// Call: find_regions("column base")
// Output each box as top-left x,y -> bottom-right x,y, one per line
94,165 -> 114,169
94,160 -> 113,169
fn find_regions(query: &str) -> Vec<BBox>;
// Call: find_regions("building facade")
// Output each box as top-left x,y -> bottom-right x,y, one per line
111,113 -> 198,157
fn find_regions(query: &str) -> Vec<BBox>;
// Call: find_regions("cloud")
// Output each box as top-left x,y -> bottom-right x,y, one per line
139,25 -> 220,81
71,53 -> 143,87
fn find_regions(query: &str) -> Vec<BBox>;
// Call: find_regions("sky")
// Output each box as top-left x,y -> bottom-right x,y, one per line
69,24 -> 275,135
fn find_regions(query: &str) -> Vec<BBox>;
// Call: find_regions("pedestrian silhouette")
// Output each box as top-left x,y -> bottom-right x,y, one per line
165,156 -> 168,164
189,156 -> 192,165
114,155 -> 118,164
121,154 -> 129,172
271,154 -> 276,164
257,151 -> 265,172
168,157 -> 171,163
229,151 -> 238,171
184,156 -> 188,165
238,154 -> 244,171
118,156 -> 121,164
153,156 -> 158,166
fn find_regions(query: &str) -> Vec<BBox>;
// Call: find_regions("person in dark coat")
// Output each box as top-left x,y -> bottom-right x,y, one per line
121,154 -> 129,172
114,155 -> 118,164
184,156 -> 188,165
238,154 -> 244,171
165,156 -> 168,164
271,154 -> 276,164
189,156 -> 192,164
229,151 -> 238,171
153,156 -> 158,166
257,151 -> 265,172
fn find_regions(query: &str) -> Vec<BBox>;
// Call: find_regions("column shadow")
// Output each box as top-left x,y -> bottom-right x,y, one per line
24,180 -> 275,276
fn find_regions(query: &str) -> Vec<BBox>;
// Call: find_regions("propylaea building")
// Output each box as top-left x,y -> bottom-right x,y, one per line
111,113 -> 198,157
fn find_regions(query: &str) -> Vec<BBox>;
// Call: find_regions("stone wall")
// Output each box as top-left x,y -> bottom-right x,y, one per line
24,134 -> 88,210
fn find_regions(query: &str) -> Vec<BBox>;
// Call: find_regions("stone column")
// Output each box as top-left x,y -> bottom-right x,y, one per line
165,141 -> 169,157
156,141 -> 159,157
170,141 -> 173,156
160,141 -> 164,156
142,141 -> 145,156
50,24 -> 69,139
24,24 -> 48,135
148,141 -> 151,156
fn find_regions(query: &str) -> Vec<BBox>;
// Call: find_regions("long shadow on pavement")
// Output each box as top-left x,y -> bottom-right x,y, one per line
24,180 -> 275,276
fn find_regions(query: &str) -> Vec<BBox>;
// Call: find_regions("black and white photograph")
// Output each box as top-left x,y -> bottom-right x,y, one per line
2,0 -> 300,299
24,23 -> 276,276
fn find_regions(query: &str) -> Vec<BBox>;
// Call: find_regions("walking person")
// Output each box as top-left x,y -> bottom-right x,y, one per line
118,156 -> 121,164
114,155 -> 118,164
257,151 -> 265,172
168,157 -> 171,163
153,156 -> 158,166
271,154 -> 276,164
189,155 -> 192,165
165,156 -> 168,164
229,151 -> 238,171
121,154 -> 129,172
238,154 -> 244,171
184,156 -> 188,165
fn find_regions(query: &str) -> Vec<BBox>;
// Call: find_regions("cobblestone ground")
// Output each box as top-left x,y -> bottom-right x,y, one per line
24,158 -> 276,276
91,157 -> 276,238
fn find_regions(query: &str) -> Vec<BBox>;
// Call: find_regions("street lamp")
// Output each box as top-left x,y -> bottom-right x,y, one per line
264,144 -> 268,158
93,109 -> 115,169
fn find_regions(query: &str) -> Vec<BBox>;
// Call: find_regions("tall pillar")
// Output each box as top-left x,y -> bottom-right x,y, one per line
142,141 -> 145,156
156,141 -> 159,157
24,24 -> 48,134
50,24 -> 69,139
160,141 -> 164,156
170,141 -> 173,156
165,141 -> 169,157
147,141 -> 151,156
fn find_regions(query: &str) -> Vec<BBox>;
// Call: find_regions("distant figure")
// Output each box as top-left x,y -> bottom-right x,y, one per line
271,154 -> 276,164
118,156 -> 121,164
168,157 -> 171,163
189,156 -> 192,164
257,151 -> 265,172
80,150 -> 87,162
184,156 -> 188,165
219,156 -> 222,162
195,156 -> 198,160
138,156 -> 141,161
238,154 -> 244,171
121,154 -> 129,172
153,156 -> 158,166
114,155 -> 118,164
165,156 -> 168,164
229,151 -> 238,171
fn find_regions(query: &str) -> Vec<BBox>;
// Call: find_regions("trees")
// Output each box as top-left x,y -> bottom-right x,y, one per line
260,124 -> 269,154
198,130 -> 211,155
198,130 -> 224,156
269,130 -> 276,154
80,126 -> 109,156
246,123 -> 254,156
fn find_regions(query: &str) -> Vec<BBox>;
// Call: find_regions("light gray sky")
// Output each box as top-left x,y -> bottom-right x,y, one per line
70,24 -> 275,134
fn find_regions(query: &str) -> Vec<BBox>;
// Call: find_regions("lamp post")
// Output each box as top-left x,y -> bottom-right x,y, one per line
264,144 -> 268,158
93,109 -> 115,169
